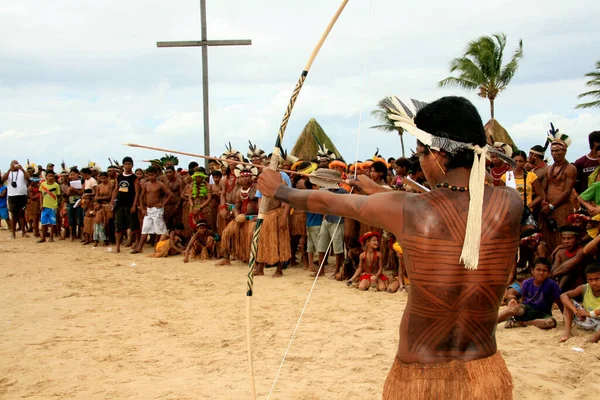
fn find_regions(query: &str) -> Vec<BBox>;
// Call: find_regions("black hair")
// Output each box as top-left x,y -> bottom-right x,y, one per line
197,167 -> 206,173
122,156 -> 134,164
211,170 -> 222,178
530,145 -> 545,157
394,157 -> 411,170
371,161 -> 387,176
146,166 -> 158,174
585,262 -> 600,275
173,223 -> 185,231
176,168 -> 183,173
135,168 -> 145,175
70,167 -> 79,174
99,172 -> 108,178
165,166 -> 175,172
414,96 -> 486,170
387,157 -> 396,163
45,170 -> 56,177
532,258 -> 551,271
512,150 -> 527,160
408,155 -> 422,175
81,167 -> 92,175
588,131 -> 600,150
520,228 -> 539,239
188,161 -> 199,170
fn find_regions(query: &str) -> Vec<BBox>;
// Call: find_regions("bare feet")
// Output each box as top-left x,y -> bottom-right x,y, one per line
272,270 -> 283,278
215,259 -> 231,266
124,241 -> 133,248
93,243 -> 98,247
37,239 -> 46,243
559,334 -> 571,343
115,246 -> 121,253
22,232 -> 30,238
310,271 -> 325,277
130,249 -> 142,254
48,238 -> 54,243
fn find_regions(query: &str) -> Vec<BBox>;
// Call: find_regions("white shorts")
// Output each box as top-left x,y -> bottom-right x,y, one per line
142,207 -> 168,235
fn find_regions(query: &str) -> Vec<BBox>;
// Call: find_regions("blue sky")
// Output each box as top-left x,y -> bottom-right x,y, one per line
1,0 -> 599,171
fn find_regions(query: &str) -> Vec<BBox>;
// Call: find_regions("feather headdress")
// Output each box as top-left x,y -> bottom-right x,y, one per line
546,122 -> 571,149
234,163 -> 259,178
311,131 -> 336,161
160,154 -> 179,166
493,142 -> 513,158
278,147 -> 299,166
383,95 -> 512,271
247,141 -> 266,160
221,142 -> 244,162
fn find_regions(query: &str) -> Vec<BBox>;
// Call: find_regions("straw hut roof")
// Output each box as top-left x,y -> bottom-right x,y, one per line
291,118 -> 343,161
484,119 -> 516,148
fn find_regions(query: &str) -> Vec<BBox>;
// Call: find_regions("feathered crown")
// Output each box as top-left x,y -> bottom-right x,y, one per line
492,142 -> 513,158
372,148 -> 388,166
546,122 -> 571,149
108,158 -> 121,168
234,163 -> 258,178
148,159 -> 164,170
278,147 -> 299,166
221,142 -> 244,162
312,131 -> 336,161
87,161 -> 102,172
160,154 -> 179,166
247,141 -> 266,160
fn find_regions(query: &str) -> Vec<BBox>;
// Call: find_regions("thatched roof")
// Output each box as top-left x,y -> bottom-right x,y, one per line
291,118 -> 343,161
484,119 -> 516,148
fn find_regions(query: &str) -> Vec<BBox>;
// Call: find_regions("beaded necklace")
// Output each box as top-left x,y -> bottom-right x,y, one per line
435,182 -> 469,192
226,175 -> 237,194
565,247 -> 579,258
550,162 -> 568,182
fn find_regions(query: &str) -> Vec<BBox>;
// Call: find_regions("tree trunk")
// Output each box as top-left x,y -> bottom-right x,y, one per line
489,98 -> 495,120
399,131 -> 405,158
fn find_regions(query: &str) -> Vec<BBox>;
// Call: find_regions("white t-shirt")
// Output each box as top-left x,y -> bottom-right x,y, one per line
6,170 -> 28,196
84,177 -> 98,191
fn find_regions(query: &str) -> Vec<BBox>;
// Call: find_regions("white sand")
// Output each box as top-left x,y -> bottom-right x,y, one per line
1,233 -> 599,399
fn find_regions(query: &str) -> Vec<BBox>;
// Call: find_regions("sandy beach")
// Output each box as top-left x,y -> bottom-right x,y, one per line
0,233 -> 599,399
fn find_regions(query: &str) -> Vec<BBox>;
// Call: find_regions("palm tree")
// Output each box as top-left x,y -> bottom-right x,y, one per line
438,33 -> 523,119
576,61 -> 600,109
371,99 -> 406,157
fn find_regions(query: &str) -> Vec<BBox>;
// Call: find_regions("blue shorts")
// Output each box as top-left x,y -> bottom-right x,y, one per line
0,207 -> 8,220
508,281 -> 522,296
41,208 -> 57,226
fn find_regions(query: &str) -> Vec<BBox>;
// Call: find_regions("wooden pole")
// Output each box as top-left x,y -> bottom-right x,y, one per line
200,0 -> 210,169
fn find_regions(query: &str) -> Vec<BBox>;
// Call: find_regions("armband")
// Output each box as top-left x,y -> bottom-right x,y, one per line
219,205 -> 227,211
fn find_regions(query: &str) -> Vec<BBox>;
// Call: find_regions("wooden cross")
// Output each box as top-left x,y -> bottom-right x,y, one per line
157,0 -> 252,166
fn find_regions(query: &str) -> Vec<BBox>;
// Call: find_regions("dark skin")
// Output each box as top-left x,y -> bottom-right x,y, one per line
540,145 -> 577,215
258,145 -> 523,363
2,160 -> 31,238
559,271 -> 600,343
110,161 -> 141,253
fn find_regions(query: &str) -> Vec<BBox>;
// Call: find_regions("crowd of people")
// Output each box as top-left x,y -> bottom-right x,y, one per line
2,118 -> 600,344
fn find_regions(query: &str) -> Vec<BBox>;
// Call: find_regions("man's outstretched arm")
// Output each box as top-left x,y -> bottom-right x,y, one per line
258,169 -> 407,234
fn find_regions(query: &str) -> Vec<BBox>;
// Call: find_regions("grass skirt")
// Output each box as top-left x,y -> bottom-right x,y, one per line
257,207 -> 291,265
382,352 -> 513,400
289,208 -> 307,236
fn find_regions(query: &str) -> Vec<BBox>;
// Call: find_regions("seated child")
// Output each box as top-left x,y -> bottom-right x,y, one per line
148,224 -> 186,258
497,258 -> 562,329
184,220 -> 218,263
551,225 -> 587,292
559,262 -> 600,343
387,242 -> 408,294
347,231 -> 388,291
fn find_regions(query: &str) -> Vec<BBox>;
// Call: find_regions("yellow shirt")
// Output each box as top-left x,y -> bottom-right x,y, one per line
583,284 -> 600,313
39,182 -> 61,209
501,172 -> 538,204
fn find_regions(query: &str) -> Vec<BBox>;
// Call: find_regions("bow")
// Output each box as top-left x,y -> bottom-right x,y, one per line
245,1 -> 350,398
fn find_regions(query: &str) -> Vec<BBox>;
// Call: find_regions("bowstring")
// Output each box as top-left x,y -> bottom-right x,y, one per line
266,1 -> 373,398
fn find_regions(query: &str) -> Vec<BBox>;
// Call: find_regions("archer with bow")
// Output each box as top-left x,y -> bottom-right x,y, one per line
258,96 -> 522,399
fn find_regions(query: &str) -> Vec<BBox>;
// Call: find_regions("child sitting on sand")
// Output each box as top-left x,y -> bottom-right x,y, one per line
559,262 -> 600,343
148,224 -> 186,258
497,258 -> 562,329
184,220 -> 218,263
347,231 -> 388,291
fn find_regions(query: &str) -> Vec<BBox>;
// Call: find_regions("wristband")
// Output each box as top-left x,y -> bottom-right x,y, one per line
591,310 -> 597,318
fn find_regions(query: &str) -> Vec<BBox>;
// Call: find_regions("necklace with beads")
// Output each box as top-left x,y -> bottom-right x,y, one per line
240,186 -> 252,200
226,175 -> 237,193
434,182 -> 469,192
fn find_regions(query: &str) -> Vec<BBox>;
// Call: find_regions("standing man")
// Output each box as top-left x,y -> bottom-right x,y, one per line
258,96 -> 521,399
2,160 -> 30,239
539,137 -> 577,251
110,156 -> 141,253
163,166 -> 183,229
573,130 -> 600,194
528,145 -> 548,189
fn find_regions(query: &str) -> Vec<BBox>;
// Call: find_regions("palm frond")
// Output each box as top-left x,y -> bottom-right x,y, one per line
577,89 -> 600,99
438,76 -> 479,90
575,100 -> 600,109
499,39 -> 524,86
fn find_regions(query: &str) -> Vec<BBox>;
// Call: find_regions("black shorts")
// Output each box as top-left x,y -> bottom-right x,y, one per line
514,304 -> 553,322
8,195 -> 28,215
114,204 -> 140,233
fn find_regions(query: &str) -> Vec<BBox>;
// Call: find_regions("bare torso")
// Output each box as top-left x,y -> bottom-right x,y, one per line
144,181 -> 168,208
395,187 -> 521,363
545,163 -> 576,204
